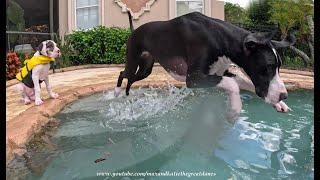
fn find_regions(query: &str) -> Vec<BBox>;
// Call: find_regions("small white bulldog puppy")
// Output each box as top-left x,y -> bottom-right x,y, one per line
16,40 -> 61,105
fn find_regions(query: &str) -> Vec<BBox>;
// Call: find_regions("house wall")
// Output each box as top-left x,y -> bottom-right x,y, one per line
212,0 -> 225,20
105,0 -> 169,28
58,0 -> 225,37
58,0 -> 68,39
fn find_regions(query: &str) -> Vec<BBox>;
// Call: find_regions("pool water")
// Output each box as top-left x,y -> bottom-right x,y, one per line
16,86 -> 314,179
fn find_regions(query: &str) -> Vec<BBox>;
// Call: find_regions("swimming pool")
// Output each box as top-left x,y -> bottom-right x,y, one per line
8,86 -> 314,180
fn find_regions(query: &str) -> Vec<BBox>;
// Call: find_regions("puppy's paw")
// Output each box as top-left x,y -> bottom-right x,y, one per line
24,98 -> 31,105
50,92 -> 59,99
273,101 -> 291,113
35,98 -> 44,106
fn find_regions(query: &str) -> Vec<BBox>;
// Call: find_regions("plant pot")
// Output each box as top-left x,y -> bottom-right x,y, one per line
14,44 -> 33,54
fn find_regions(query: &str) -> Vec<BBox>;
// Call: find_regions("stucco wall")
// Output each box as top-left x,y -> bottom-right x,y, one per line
58,0 -> 68,39
105,0 -> 169,28
212,0 -> 225,20
211,0 -> 224,20
58,0 -> 225,36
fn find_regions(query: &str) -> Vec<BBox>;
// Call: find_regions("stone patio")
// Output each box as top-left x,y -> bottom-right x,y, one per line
6,64 -> 314,164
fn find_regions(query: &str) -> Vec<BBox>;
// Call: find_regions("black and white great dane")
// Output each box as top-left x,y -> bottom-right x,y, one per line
114,12 -> 295,121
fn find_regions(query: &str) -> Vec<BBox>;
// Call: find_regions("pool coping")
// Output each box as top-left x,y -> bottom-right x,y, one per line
5,65 -> 314,166
5,64 -> 314,88
6,64 -> 161,87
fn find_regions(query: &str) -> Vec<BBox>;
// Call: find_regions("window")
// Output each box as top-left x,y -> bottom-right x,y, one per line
76,0 -> 99,29
176,0 -> 204,17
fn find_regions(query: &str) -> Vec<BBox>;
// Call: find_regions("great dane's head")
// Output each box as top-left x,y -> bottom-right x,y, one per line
36,40 -> 61,58
242,32 -> 295,105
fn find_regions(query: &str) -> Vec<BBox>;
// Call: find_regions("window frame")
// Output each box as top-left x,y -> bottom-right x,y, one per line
175,0 -> 205,17
74,0 -> 101,30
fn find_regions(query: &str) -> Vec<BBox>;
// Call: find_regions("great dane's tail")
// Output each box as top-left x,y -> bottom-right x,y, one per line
127,10 -> 134,32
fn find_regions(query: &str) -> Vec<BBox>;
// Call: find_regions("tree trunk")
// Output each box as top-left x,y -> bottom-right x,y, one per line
307,15 -> 314,44
308,40 -> 314,61
289,46 -> 310,67
307,15 -> 314,62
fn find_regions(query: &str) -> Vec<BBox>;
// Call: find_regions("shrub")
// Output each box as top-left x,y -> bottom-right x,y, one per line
66,26 -> 131,65
55,35 -> 75,68
282,56 -> 312,70
6,52 -> 21,80
16,51 -> 32,65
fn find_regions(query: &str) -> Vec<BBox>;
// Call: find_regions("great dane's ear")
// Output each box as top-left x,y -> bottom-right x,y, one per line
244,31 -> 276,50
271,33 -> 296,49
36,41 -> 48,56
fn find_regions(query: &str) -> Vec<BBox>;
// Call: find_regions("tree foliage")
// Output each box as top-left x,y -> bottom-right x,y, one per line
6,0 -> 25,31
224,2 -> 248,24
247,0 -> 272,25
269,0 -> 314,65
6,0 -> 25,44
225,0 -> 314,68
269,0 -> 313,39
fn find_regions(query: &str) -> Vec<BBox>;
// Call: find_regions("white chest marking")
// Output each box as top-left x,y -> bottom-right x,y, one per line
208,56 -> 234,76
32,63 -> 51,81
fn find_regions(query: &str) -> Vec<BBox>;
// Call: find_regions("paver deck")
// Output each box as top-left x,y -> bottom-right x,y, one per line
6,65 -> 313,164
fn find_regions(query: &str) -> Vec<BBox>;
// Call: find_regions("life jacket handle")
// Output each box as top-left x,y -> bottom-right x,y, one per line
18,62 -> 31,81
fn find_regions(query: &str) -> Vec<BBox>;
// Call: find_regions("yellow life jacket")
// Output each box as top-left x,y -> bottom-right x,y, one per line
16,55 -> 55,81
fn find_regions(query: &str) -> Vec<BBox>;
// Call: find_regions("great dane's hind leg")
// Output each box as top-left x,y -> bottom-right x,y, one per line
133,52 -> 154,82
125,79 -> 134,96
125,51 -> 154,96
114,71 -> 125,97
115,51 -> 154,97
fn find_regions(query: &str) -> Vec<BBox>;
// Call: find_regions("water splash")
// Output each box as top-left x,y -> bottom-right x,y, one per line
99,85 -> 193,132
309,125 -> 314,178
277,152 -> 297,176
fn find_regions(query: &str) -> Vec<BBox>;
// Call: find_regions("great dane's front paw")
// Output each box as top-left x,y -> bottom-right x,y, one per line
226,107 -> 241,123
273,101 -> 291,113
114,87 -> 121,97
35,98 -> 44,106
50,92 -> 59,99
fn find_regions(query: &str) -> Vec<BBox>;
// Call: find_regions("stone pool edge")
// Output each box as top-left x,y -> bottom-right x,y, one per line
6,81 -> 185,165
6,64 -> 164,88
5,64 -> 314,88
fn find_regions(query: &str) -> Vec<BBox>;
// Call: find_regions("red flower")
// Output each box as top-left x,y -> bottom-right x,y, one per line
6,52 -> 20,80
